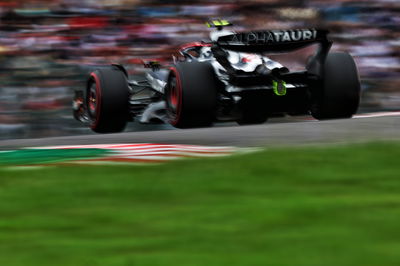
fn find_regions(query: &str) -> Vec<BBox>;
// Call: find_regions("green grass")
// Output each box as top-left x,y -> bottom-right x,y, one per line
1,141 -> 400,266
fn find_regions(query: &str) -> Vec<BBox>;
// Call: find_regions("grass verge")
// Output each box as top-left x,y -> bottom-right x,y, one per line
0,141 -> 400,266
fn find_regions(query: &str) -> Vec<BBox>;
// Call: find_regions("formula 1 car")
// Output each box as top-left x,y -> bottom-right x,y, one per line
73,20 -> 360,133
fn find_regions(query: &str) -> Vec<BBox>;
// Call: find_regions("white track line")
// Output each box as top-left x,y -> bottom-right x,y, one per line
30,143 -> 236,151
353,111 -> 400,119
107,147 -> 234,154
294,112 -> 400,121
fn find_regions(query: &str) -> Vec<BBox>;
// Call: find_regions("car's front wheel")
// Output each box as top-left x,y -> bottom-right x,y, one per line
87,66 -> 129,133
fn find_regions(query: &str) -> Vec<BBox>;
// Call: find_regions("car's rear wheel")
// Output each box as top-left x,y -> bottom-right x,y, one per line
87,66 -> 129,133
166,62 -> 218,128
311,52 -> 360,120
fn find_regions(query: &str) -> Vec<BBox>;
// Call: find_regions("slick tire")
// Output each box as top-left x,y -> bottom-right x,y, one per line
311,52 -> 361,120
166,62 -> 217,128
87,66 -> 129,133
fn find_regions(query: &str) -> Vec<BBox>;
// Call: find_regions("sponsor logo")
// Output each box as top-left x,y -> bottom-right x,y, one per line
225,29 -> 318,44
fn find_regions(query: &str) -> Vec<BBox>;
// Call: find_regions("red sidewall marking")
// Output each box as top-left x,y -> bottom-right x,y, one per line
89,72 -> 102,129
169,67 -> 182,126
170,86 -> 178,106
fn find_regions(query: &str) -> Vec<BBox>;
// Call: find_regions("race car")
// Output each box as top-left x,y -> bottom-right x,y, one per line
73,20 -> 361,133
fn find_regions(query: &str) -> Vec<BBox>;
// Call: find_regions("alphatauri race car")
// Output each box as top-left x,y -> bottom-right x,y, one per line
73,20 -> 360,133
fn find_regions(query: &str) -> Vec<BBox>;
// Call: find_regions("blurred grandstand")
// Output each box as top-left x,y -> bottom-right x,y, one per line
0,0 -> 399,139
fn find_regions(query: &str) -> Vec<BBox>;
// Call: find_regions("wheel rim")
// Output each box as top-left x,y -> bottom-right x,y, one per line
167,74 -> 180,121
88,83 -> 98,118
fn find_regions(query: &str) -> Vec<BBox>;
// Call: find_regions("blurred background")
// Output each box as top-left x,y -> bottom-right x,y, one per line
0,0 -> 398,140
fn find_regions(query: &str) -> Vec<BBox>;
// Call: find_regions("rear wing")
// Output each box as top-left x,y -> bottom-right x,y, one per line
216,29 -> 330,53
215,29 -> 332,77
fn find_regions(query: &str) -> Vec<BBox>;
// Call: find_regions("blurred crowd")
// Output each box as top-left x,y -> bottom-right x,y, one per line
0,0 -> 399,139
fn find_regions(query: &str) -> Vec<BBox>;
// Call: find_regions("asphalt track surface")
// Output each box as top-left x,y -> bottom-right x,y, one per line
0,112 -> 399,150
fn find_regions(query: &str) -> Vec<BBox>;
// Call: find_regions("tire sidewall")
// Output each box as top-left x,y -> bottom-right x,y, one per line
86,67 -> 129,133
88,71 -> 103,130
165,62 -> 217,128
167,67 -> 183,126
311,52 -> 360,119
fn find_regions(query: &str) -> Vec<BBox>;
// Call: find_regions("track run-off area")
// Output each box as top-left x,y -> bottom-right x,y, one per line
0,111 -> 399,150
0,111 -> 399,166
